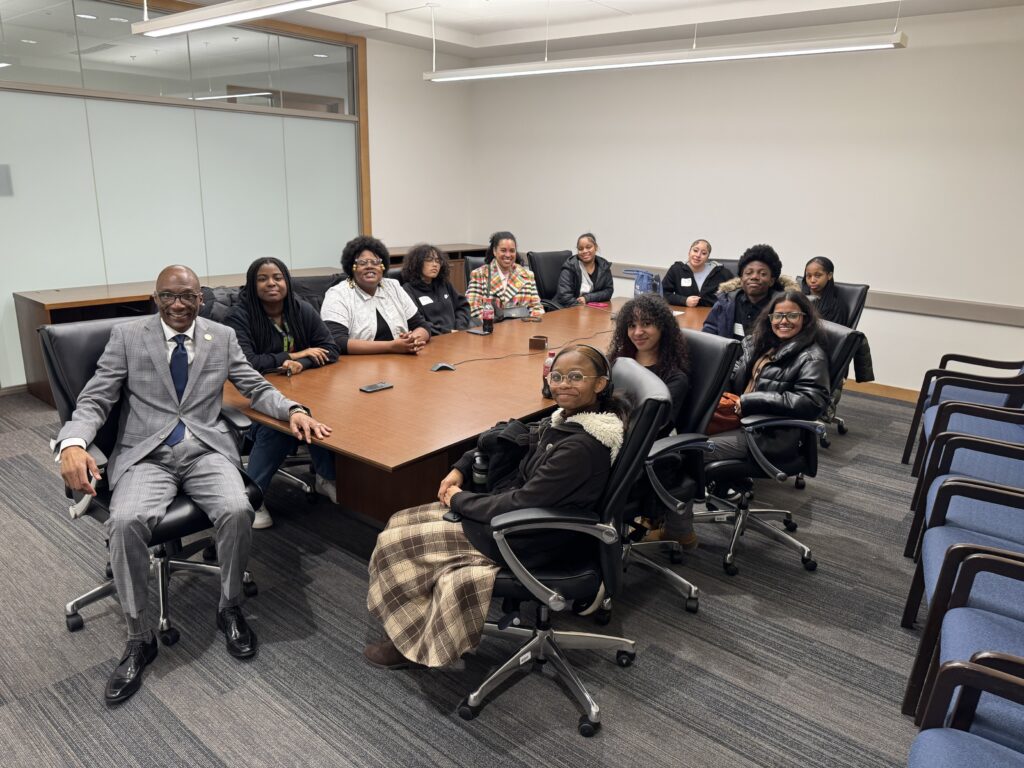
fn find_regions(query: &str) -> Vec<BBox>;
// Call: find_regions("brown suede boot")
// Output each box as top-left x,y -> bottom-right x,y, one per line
363,639 -> 421,670
641,526 -> 699,551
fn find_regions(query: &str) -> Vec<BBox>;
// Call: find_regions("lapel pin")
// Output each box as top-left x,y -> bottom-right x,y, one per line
204,333 -> 213,341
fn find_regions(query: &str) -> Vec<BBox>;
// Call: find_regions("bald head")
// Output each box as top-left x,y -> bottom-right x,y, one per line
154,265 -> 203,332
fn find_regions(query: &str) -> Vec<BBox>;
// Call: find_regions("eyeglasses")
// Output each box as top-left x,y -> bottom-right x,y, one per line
423,255 -> 442,263
768,311 -> 806,323
354,258 -> 383,268
547,371 -> 604,385
155,291 -> 201,306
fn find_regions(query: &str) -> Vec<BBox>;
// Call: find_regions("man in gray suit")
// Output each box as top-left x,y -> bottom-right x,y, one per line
58,265 -> 331,705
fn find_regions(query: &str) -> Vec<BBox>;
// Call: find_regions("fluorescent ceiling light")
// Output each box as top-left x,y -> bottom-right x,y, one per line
21,39 -> 38,44
132,0 -> 355,37
190,91 -> 273,101
109,17 -> 130,22
424,32 -> 907,82
312,53 -> 328,58
75,13 -> 97,20
0,63 -> 10,68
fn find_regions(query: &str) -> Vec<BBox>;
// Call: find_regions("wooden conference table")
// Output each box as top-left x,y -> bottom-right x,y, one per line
225,301 -> 710,523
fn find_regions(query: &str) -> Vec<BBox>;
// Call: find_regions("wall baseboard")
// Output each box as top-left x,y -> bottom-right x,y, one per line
845,381 -> 917,403
0,384 -> 29,398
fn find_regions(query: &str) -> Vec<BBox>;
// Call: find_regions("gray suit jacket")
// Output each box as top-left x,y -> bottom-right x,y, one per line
56,314 -> 299,488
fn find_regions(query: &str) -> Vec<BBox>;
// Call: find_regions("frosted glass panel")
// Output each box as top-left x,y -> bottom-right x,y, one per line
0,90 -> 104,387
284,118 -> 359,269
87,100 -> 206,281
194,109 -> 290,276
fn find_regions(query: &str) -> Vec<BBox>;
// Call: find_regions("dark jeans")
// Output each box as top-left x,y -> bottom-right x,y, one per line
245,424 -> 335,493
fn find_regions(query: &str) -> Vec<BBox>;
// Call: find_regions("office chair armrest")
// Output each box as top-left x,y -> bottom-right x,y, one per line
920,661 -> 1024,730
219,407 -> 252,433
939,353 -> 1024,371
931,401 -> 1024,439
647,433 -> 715,461
929,478 -> 1024,528
737,416 -> 825,482
490,508 -> 618,611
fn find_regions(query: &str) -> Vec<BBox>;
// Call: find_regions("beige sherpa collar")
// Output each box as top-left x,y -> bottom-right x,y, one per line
550,409 -> 625,464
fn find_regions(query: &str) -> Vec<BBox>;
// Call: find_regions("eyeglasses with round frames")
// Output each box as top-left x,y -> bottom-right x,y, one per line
546,371 -> 604,385
155,291 -> 201,306
768,311 -> 806,323
354,258 -> 383,268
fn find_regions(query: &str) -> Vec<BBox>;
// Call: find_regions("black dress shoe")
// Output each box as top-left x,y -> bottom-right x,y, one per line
104,637 -> 158,705
217,607 -> 258,659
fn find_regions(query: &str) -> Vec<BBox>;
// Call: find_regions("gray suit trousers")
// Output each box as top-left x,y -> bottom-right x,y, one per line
107,437 -> 253,619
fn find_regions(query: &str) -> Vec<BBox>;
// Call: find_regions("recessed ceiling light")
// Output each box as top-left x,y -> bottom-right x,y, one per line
21,39 -> 38,44
75,13 -> 97,20
109,16 -> 130,22
313,53 -> 328,58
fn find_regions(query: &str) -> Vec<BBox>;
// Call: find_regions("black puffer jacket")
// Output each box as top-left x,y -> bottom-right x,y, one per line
663,261 -> 734,307
555,254 -> 614,306
731,334 -> 830,420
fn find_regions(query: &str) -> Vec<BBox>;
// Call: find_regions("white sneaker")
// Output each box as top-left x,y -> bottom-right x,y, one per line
314,475 -> 337,504
252,505 -> 274,529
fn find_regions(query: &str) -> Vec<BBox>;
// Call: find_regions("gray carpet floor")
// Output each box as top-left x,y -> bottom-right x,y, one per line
0,390 -> 922,767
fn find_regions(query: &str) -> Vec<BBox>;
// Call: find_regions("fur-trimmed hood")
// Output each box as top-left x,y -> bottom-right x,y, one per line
716,273 -> 800,296
551,409 -> 624,464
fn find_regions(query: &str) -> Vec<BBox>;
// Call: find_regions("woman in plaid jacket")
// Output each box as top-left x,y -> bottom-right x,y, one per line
464,231 -> 544,319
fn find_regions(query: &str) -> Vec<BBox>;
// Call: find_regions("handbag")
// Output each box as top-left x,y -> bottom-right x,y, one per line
707,392 -> 742,435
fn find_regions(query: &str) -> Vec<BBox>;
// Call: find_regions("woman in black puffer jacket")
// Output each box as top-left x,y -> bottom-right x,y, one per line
709,290 -> 830,463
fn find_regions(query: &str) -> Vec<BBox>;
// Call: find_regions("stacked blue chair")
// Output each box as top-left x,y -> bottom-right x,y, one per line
908,659 -> 1024,767
901,353 -> 1024,467
903,419 -> 1024,560
901,481 -> 1024,718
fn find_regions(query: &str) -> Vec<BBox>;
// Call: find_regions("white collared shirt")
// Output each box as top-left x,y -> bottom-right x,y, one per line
320,277 -> 418,341
161,318 -> 197,364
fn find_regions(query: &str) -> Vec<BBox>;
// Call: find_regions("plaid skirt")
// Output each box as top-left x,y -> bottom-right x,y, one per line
367,502 -> 500,668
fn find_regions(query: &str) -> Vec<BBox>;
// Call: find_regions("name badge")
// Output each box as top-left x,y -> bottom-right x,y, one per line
679,278 -> 693,287
733,322 -> 745,337
419,296 -> 434,306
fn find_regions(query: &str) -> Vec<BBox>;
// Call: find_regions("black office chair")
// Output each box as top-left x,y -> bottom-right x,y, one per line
527,250 -> 572,311
457,358 -> 671,736
716,258 -> 740,277
696,321 -> 864,575
39,317 -> 260,644
385,266 -> 404,284
464,255 -> 486,285
624,331 -> 743,613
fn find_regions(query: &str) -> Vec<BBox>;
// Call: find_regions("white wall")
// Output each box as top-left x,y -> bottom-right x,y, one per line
455,7 -> 1024,389
365,40 -> 472,246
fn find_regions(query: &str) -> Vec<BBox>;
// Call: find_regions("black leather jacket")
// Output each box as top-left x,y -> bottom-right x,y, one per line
731,334 -> 830,420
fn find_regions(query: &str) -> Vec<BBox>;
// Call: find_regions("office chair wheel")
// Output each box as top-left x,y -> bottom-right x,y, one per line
594,608 -> 611,626
578,716 -> 600,737
159,627 -> 180,646
794,476 -> 806,490
457,699 -> 481,721
723,561 -> 739,576
802,557 -> 818,572
685,597 -> 699,614
202,545 -> 217,562
105,562 -> 114,579
243,581 -> 259,597
820,435 -> 831,449
783,519 -> 799,532
669,547 -> 683,564
837,421 -> 848,435
616,650 -> 635,668
65,613 -> 84,632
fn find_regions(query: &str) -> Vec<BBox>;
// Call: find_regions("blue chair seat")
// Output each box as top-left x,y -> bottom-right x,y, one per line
924,477 -> 1024,544
909,728 -> 1024,768
923,407 -> 1024,443
940,607 -> 1024,753
921,525 -> 1024,623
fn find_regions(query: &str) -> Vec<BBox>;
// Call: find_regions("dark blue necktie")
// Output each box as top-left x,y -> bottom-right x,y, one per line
165,334 -> 188,446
